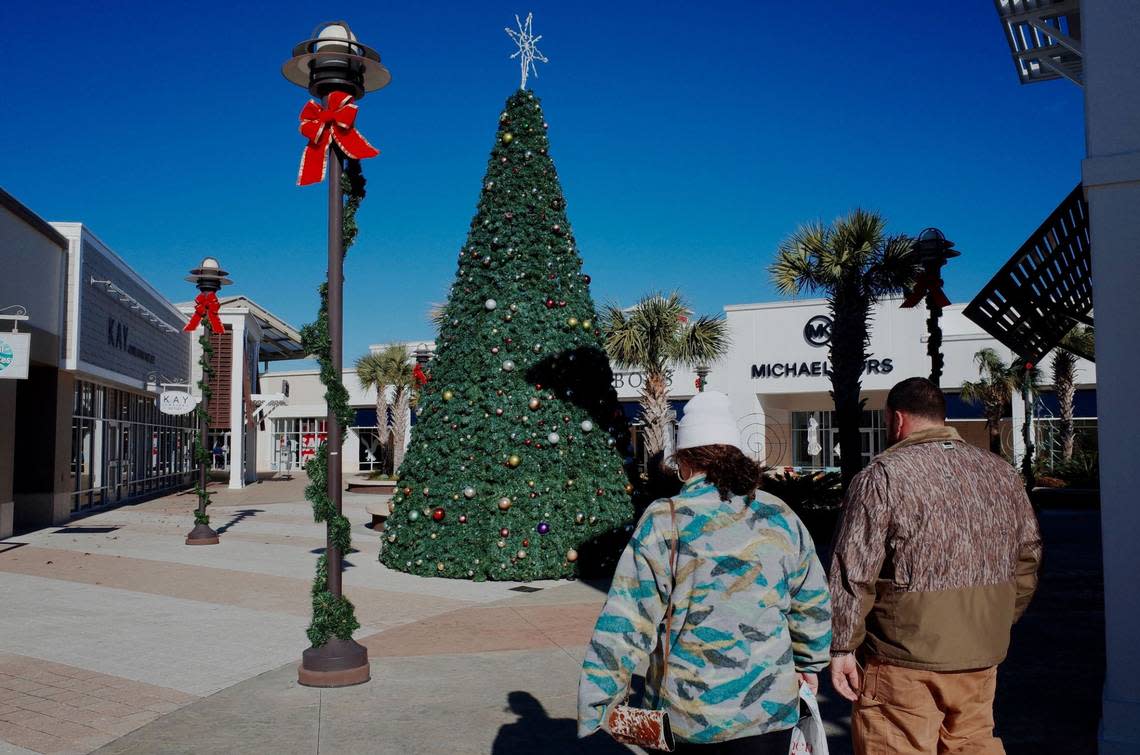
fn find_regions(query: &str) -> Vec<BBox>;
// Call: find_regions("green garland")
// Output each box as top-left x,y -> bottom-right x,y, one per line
300,157 -> 366,647
192,327 -> 215,525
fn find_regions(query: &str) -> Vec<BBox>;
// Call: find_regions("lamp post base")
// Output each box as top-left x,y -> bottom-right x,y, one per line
298,638 -> 370,687
185,523 -> 220,545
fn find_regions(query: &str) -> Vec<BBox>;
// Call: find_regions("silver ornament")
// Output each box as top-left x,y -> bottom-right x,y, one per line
547,432 -> 560,445
580,420 -> 594,432
502,360 -> 516,372
464,486 -> 476,498
485,299 -> 497,311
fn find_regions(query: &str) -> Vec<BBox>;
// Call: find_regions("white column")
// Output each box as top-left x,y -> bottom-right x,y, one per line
1010,389 -> 1026,467
1083,1 -> 1140,751
228,317 -> 246,490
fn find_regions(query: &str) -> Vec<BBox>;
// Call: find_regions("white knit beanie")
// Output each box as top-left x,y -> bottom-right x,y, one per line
676,391 -> 743,451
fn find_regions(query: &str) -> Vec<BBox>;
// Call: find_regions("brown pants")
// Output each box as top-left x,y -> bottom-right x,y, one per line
853,659 -> 1004,754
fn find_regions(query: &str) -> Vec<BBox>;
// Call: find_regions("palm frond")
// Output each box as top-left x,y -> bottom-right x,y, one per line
865,234 -> 920,298
669,315 -> 731,367
770,222 -> 830,295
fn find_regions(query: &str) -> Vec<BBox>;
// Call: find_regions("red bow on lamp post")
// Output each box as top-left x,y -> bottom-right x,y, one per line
184,291 -> 224,333
900,271 -> 952,309
413,363 -> 430,386
296,91 -> 380,186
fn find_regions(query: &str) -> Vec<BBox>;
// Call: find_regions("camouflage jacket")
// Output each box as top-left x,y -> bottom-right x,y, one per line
577,476 -> 832,743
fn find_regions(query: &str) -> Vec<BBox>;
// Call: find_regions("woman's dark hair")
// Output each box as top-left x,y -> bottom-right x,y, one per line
672,444 -> 764,502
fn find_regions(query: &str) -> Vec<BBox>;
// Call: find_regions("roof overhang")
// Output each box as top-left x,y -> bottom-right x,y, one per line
963,184 -> 1093,364
994,0 -> 1084,86
178,295 -> 306,362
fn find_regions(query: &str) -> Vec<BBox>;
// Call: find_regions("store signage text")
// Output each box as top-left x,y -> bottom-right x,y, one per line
158,390 -> 200,415
0,332 -> 31,380
107,317 -> 157,364
612,370 -> 673,390
751,358 -> 894,379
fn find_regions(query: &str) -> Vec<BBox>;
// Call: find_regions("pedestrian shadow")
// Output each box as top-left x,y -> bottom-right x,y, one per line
491,691 -> 633,754
214,509 -> 264,534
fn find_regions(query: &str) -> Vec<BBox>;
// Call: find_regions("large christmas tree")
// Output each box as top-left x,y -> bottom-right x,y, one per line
380,90 -> 634,581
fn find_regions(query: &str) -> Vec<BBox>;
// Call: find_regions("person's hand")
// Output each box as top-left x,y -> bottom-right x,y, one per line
830,653 -> 861,702
797,672 -> 819,694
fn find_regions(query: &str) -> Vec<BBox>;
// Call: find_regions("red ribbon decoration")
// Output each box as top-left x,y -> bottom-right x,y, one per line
184,292 -> 224,333
296,91 -> 380,186
901,272 -> 952,309
413,363 -> 429,386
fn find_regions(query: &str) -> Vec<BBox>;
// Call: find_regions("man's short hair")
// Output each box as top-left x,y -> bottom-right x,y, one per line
886,377 -> 946,421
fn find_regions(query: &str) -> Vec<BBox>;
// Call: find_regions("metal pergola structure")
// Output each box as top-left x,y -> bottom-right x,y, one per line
964,184 -> 1093,364
994,0 -> 1084,86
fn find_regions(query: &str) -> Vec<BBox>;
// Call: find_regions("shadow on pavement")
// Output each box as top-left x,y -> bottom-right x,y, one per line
491,691 -> 632,754
214,508 -> 264,534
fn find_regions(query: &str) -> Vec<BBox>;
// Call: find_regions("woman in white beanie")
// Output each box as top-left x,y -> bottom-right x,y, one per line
578,391 -> 832,754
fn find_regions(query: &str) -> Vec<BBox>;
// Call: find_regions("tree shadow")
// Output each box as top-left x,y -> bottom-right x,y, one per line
214,509 -> 264,535
491,691 -> 633,754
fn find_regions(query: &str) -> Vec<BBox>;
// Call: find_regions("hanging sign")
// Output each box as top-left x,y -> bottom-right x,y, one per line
159,389 -> 200,416
0,332 -> 31,380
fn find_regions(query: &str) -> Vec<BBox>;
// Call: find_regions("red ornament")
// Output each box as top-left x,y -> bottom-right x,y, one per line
184,292 -> 224,333
522,539 -> 530,547
545,298 -> 556,309
431,507 -> 446,522
582,274 -> 591,284
535,384 -> 543,390
596,488 -> 605,496
558,300 -> 567,308
458,514 -> 468,524
524,438 -> 532,445
500,527 -> 510,537
296,91 -> 379,186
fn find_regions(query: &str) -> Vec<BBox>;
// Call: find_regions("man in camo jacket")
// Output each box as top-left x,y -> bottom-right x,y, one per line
829,377 -> 1043,754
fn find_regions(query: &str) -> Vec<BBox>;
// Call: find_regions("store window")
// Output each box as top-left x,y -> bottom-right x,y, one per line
790,410 -> 886,471
70,380 -> 196,513
271,418 -> 327,471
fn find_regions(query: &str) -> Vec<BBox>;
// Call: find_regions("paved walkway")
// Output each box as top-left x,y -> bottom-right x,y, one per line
0,479 -> 1104,754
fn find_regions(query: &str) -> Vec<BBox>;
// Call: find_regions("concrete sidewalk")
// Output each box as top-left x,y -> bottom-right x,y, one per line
1,478 -> 1104,754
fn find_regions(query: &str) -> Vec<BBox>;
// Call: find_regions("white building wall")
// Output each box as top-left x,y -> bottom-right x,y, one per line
263,299 -> 1094,475
1082,0 -> 1140,750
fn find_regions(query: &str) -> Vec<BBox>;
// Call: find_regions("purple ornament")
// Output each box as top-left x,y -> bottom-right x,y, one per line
536,522 -> 551,535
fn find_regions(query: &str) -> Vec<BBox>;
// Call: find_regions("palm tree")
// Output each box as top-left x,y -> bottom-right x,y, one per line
770,209 -> 918,490
960,348 -> 1022,456
602,292 -> 730,460
1050,326 -> 1095,461
355,345 -> 416,474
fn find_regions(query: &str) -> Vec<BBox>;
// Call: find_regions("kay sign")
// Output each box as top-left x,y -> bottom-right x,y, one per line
159,390 -> 200,416
0,332 -> 31,380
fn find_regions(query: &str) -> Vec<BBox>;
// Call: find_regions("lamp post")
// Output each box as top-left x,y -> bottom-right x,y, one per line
283,21 -> 389,688
911,228 -> 960,388
185,257 -> 231,545
695,364 -> 710,393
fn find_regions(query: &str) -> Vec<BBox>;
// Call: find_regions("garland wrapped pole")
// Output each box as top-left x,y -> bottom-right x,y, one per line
283,20 -> 390,688
183,258 -> 232,545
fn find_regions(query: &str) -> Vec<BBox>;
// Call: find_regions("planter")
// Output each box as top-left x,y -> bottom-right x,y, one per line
346,476 -> 397,495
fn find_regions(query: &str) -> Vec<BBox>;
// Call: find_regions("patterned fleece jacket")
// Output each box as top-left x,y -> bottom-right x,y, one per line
577,475 -> 832,743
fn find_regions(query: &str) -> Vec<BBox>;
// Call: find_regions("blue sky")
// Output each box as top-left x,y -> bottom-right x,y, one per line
2,1 -> 1085,364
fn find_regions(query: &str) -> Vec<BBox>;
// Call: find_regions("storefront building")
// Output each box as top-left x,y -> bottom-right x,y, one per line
53,223 -> 196,519
259,299 -> 1096,479
0,189 -> 69,538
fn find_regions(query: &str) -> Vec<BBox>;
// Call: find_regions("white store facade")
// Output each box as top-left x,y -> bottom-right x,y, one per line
257,298 -> 1096,479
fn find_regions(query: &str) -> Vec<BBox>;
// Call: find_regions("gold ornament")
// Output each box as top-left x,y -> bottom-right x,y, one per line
567,317 -> 579,327
528,397 -> 541,410
566,549 -> 579,562
442,390 -> 454,401
582,319 -> 593,330
437,563 -> 445,572
497,539 -> 507,548
502,132 -> 514,143
498,497 -> 513,511
508,455 -> 521,468
624,483 -> 634,494
517,549 -> 527,559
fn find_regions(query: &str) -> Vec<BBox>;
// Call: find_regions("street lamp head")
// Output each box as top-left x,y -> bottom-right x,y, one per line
414,342 -> 433,365
912,227 -> 960,264
185,256 -> 233,292
282,21 -> 391,99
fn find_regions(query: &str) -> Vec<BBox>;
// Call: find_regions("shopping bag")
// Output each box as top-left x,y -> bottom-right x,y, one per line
789,683 -> 828,755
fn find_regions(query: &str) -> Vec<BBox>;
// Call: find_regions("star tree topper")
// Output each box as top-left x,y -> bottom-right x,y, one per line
505,12 -> 548,90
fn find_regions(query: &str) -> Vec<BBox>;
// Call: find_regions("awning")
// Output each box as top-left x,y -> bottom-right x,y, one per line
178,295 -> 306,362
995,0 -> 1083,86
963,184 -> 1093,364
